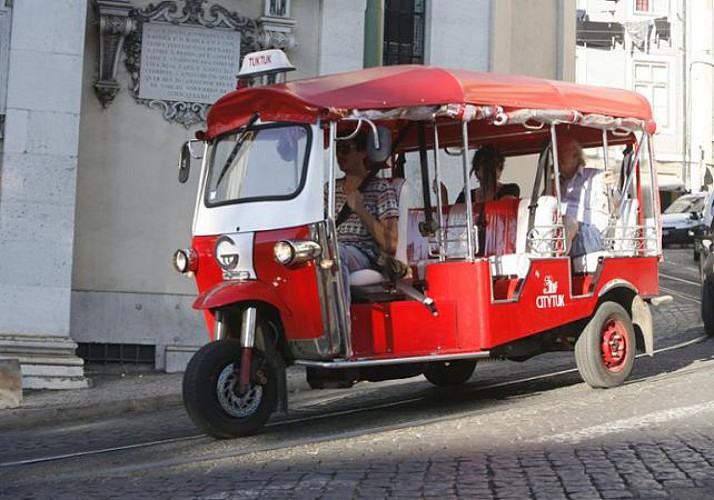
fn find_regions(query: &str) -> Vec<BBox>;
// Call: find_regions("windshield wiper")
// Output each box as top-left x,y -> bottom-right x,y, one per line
215,113 -> 260,188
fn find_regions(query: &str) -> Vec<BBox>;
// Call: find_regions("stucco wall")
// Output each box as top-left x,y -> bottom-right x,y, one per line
71,1 -> 313,365
427,0 -> 490,70
317,0 -> 366,75
492,0 -> 568,79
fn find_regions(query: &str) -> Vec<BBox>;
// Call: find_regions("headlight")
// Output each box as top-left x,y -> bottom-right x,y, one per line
173,248 -> 198,274
273,240 -> 321,267
273,241 -> 295,265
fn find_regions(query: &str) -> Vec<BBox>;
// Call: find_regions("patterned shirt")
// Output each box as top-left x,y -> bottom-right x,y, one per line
560,166 -> 610,234
331,177 -> 399,262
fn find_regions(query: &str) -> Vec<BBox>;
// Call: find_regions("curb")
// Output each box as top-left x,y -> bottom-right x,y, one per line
0,366 -> 309,431
0,393 -> 184,430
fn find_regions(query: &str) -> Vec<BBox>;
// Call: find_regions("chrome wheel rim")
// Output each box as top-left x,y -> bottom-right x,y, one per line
600,318 -> 628,372
216,363 -> 263,418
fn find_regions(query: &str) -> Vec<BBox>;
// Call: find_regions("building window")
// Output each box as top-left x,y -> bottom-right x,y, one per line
383,0 -> 426,65
634,0 -> 669,15
635,0 -> 650,12
634,61 -> 669,129
77,342 -> 156,367
264,0 -> 290,18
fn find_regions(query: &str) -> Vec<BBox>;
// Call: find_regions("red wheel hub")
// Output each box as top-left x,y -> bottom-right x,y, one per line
600,318 -> 628,372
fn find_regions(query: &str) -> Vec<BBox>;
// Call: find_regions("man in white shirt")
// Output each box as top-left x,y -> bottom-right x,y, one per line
558,134 -> 611,257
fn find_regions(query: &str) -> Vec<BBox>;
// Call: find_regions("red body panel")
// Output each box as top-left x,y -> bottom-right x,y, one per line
192,223 -> 658,356
351,301 -> 458,358
348,256 -> 659,358
191,226 -> 324,342
253,228 -> 324,341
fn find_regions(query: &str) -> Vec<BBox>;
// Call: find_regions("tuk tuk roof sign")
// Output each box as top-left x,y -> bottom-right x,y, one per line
206,65 -> 654,140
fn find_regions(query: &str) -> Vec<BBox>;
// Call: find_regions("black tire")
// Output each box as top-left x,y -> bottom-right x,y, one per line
575,301 -> 635,388
183,339 -> 278,439
694,246 -> 700,261
423,360 -> 476,387
702,275 -> 714,336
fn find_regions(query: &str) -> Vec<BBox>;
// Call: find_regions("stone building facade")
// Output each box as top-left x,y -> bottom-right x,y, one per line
0,0 -> 574,388
576,0 -> 714,196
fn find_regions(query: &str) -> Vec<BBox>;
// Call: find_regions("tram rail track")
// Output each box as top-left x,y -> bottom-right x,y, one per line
659,272 -> 701,288
3,332 -> 709,472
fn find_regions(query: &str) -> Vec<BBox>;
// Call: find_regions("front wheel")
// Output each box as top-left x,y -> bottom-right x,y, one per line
575,301 -> 635,388
423,360 -> 476,387
183,339 -> 278,438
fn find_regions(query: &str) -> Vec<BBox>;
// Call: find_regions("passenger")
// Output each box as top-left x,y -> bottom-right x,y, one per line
557,134 -> 613,257
331,132 -> 399,302
456,144 -> 520,203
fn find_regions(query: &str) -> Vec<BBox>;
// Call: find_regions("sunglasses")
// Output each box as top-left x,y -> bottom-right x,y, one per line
336,143 -> 357,155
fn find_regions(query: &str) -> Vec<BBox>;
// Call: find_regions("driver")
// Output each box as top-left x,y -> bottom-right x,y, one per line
331,132 -> 399,302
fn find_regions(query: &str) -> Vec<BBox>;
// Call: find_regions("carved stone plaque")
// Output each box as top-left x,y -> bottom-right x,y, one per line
138,23 -> 240,105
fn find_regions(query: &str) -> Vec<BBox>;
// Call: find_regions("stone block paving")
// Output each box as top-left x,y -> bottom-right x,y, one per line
3,248 -> 711,500
3,429 -> 714,499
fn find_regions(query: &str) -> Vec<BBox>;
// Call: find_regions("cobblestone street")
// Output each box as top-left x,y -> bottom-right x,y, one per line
2,249 -> 713,499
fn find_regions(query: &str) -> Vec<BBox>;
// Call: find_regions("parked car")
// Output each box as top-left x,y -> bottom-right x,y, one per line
661,193 -> 705,249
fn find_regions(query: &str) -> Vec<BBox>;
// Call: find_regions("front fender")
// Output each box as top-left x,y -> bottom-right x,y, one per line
193,280 -> 292,317
631,295 -> 654,356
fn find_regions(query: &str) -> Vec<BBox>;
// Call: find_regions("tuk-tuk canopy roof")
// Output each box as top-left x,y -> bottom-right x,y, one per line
206,65 -> 654,143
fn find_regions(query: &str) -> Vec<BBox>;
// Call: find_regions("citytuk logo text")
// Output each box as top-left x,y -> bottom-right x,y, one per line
535,275 -> 565,309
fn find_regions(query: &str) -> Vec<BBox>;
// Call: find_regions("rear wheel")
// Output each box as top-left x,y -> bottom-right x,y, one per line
575,302 -> 635,388
423,360 -> 476,387
183,339 -> 278,438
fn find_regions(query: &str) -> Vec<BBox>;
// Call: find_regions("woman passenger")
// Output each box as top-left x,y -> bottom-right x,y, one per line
456,144 -> 520,203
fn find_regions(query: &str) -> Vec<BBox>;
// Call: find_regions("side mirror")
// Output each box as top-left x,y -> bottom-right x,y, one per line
366,126 -> 392,163
178,142 -> 191,183
178,140 -> 203,184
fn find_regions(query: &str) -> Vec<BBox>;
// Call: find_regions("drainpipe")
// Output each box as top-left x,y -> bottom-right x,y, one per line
364,0 -> 384,68
682,0 -> 688,190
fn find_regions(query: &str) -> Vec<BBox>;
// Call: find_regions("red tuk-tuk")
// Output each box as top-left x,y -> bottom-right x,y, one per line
174,50 -> 662,438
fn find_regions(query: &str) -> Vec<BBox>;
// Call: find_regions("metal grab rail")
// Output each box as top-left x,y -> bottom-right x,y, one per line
604,224 -> 659,256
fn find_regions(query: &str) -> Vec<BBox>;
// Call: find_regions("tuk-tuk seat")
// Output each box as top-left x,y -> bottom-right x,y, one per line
405,208 -> 434,279
572,251 -> 607,274
349,178 -> 409,288
444,198 -> 520,258
489,196 -> 560,278
609,197 -> 640,254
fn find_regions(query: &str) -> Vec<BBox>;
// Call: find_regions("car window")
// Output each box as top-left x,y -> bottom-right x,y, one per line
664,195 -> 705,214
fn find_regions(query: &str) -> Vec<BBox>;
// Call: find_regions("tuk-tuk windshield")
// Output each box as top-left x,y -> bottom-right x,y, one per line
205,124 -> 310,206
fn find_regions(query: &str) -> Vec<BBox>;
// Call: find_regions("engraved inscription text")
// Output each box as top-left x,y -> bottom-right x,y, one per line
139,23 -> 241,104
